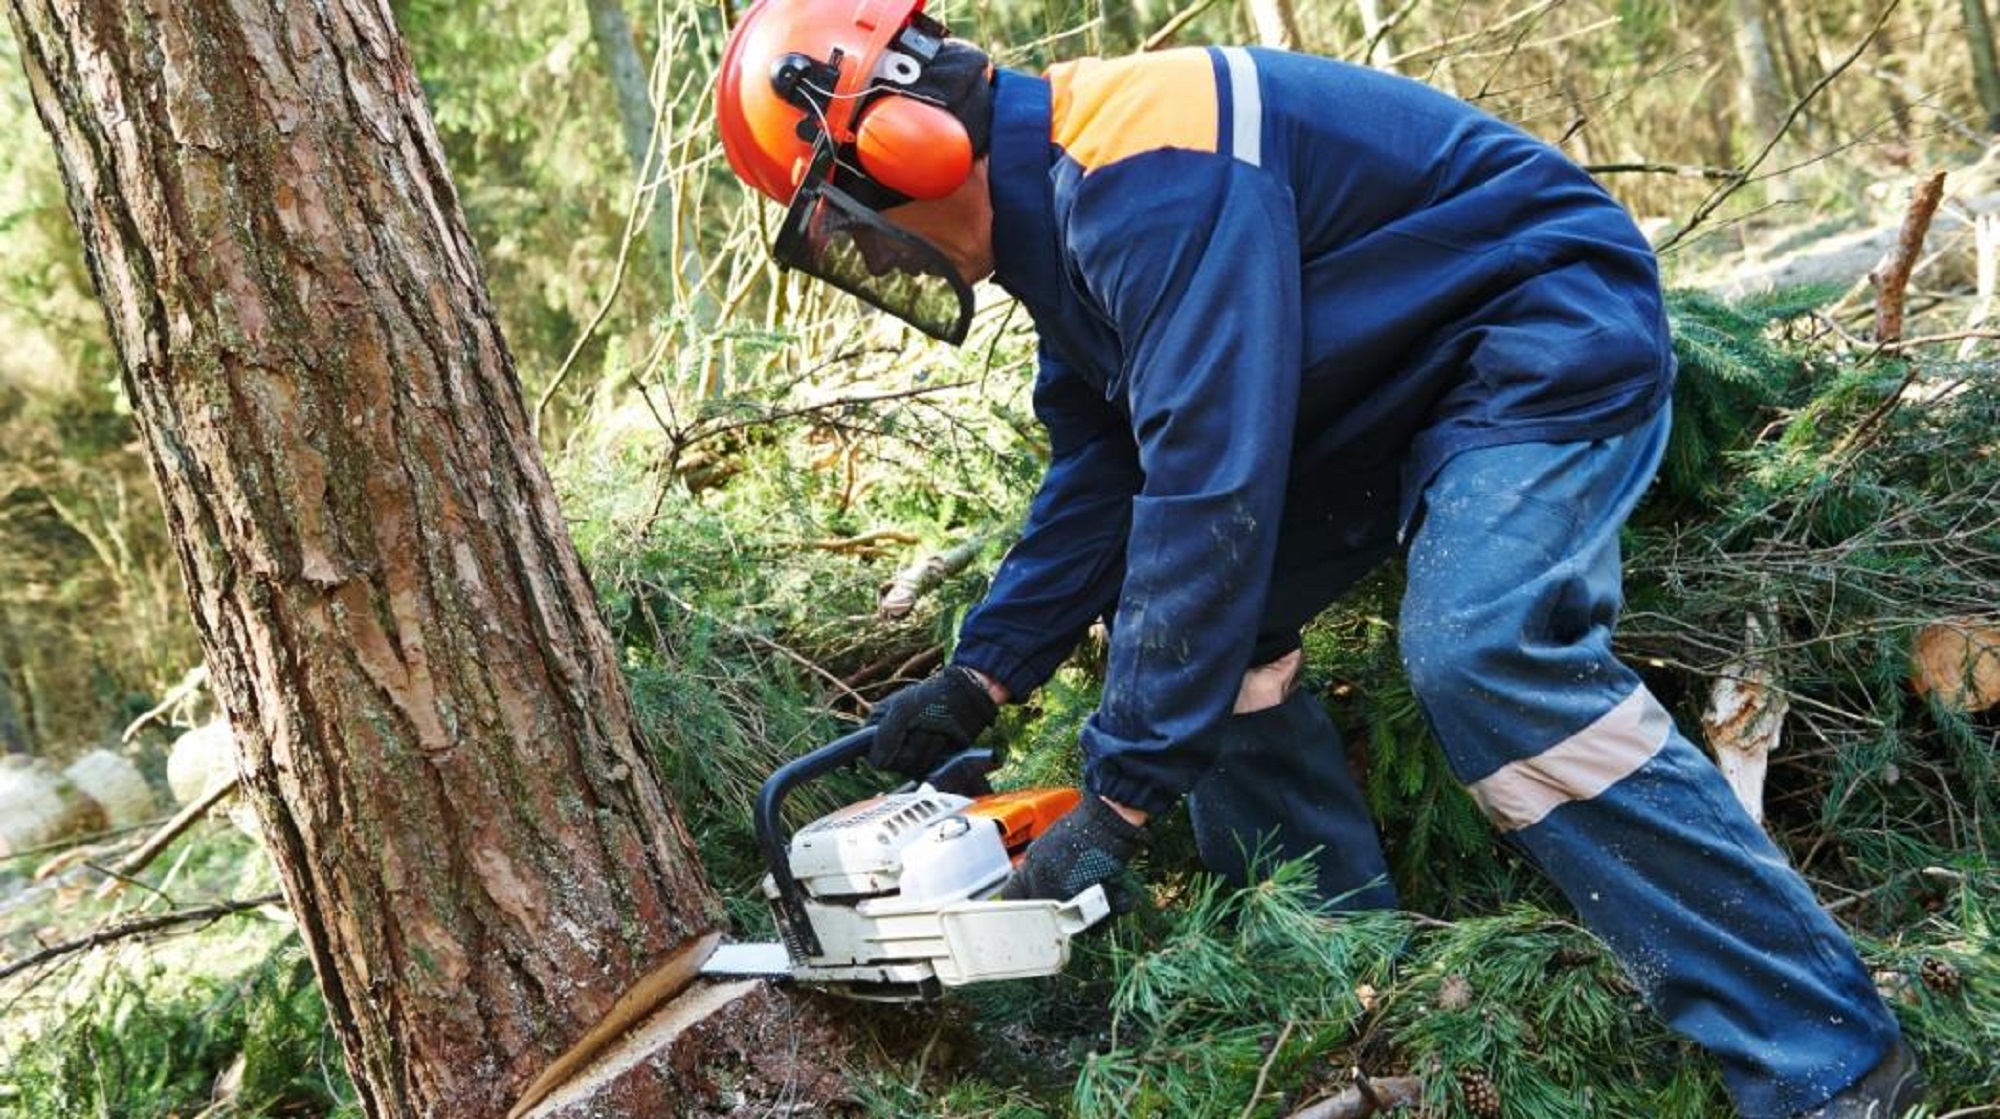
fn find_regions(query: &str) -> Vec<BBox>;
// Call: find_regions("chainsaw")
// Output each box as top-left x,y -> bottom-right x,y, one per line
698,726 -> 1110,1001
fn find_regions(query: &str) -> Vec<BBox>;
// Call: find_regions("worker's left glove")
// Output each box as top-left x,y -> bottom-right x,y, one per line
1000,794 -> 1150,913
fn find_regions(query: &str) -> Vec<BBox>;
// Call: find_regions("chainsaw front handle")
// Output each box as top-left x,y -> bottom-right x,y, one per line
755,725 -> 998,960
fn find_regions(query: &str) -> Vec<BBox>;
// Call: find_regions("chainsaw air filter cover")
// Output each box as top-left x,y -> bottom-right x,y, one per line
788,789 -> 1010,903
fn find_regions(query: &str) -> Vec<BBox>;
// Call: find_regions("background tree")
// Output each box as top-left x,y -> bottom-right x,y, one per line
1965,0 -> 2000,131
0,624 -> 25,753
4,0 -> 728,1114
4,0 -> 1997,1113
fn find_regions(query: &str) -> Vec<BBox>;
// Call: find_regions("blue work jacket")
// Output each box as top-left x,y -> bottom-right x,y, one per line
952,48 -> 1675,814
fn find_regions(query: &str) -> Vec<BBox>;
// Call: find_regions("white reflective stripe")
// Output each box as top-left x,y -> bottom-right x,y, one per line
1218,47 -> 1262,166
1466,686 -> 1673,833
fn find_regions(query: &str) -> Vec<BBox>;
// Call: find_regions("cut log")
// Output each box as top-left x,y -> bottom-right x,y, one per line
877,537 -> 984,619
166,719 -> 237,806
61,748 -> 154,828
1694,186 -> 2000,300
0,756 -> 104,857
1910,619 -> 2000,712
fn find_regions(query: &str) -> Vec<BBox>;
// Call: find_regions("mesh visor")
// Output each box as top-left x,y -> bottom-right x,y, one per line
774,166 -> 974,345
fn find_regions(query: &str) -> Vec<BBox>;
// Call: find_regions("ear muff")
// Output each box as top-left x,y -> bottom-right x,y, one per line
852,96 -> 972,201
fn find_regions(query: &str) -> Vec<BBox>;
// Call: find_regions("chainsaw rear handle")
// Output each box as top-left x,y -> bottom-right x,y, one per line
755,725 -> 997,960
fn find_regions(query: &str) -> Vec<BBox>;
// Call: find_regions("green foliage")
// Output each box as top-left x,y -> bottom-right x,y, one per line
0,938 -> 357,1119
1655,285 -> 1836,510
1382,911 -> 1727,1117
1072,864 -> 1406,1118
1858,874 -> 2000,1109
5,0 -> 2000,1110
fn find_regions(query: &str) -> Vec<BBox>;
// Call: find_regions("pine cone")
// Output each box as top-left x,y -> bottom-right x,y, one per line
1457,1067 -> 1502,1119
1920,955 -> 1962,996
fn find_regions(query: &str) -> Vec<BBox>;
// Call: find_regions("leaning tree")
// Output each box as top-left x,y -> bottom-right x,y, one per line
2,1 -> 821,1113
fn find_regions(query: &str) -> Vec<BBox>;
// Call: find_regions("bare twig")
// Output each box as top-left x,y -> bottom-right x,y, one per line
675,381 -> 969,456
1240,1021 -> 1296,1119
1870,171 -> 1949,343
1386,0 -> 1561,69
0,894 -> 284,983
646,579 -> 873,713
532,18 -> 684,437
1656,0 -> 1902,253
1141,0 -> 1224,51
1584,162 -> 1742,180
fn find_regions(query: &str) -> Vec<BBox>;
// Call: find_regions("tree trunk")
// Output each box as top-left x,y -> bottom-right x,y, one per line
1245,0 -> 1302,49
585,0 -> 679,280
5,1 -> 733,1114
0,622 -> 26,754
1355,0 -> 1398,71
1965,0 -> 2000,132
1731,0 -> 1788,146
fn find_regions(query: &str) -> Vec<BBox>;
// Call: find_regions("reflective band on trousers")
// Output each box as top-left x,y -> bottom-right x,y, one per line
1466,685 -> 1673,832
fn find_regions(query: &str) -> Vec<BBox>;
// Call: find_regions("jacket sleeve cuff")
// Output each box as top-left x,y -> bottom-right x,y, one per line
1083,755 -> 1187,817
950,643 -> 1043,705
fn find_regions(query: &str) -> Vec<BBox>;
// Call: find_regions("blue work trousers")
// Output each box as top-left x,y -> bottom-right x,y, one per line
1189,406 -> 1898,1116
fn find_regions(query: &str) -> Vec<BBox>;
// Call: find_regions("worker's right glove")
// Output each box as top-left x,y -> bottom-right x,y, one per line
866,665 -> 999,779
1000,793 -> 1151,913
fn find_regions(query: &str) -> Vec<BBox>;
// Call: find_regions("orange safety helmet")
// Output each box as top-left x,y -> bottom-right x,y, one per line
716,0 -> 975,205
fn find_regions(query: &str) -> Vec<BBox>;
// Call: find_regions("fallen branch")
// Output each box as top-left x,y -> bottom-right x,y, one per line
119,665 -> 209,744
877,537 -> 985,619
94,775 -> 241,901
1287,1073 -> 1425,1118
0,893 -> 284,983
1239,1021 -> 1296,1119
797,529 -> 921,555
1815,313 -> 2000,355
1870,170 -> 1949,343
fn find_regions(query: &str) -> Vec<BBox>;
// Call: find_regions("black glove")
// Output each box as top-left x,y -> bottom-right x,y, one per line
1000,793 -> 1150,912
866,665 -> 999,778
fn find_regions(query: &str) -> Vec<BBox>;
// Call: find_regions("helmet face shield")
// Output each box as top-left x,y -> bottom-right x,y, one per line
773,145 -> 974,344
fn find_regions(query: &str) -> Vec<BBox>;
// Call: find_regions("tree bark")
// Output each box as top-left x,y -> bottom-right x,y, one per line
5,1 -> 728,1114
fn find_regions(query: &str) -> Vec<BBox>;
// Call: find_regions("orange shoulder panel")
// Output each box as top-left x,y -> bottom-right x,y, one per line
1046,49 -> 1218,173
